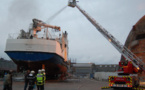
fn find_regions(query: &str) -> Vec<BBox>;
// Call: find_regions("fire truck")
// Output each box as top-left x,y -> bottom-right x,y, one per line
68,0 -> 145,89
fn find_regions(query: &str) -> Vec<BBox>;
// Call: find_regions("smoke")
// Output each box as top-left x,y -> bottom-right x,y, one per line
9,0 -> 40,20
1,0 -> 40,59
6,0 -> 41,32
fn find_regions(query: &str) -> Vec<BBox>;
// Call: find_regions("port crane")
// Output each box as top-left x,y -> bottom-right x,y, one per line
32,18 -> 61,38
68,0 -> 145,88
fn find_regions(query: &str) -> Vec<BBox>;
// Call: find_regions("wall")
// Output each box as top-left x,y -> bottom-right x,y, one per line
94,72 -> 117,81
95,64 -> 119,72
0,59 -> 17,71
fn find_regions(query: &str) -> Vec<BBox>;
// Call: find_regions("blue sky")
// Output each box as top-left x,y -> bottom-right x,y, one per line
0,0 -> 145,64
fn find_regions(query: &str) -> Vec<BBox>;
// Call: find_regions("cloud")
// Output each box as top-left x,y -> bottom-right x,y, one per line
138,3 -> 145,11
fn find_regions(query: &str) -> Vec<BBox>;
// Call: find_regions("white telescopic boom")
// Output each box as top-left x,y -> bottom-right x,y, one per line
68,0 -> 144,70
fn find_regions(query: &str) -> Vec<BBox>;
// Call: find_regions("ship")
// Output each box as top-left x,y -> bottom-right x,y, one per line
5,19 -> 68,79
121,15 -> 145,76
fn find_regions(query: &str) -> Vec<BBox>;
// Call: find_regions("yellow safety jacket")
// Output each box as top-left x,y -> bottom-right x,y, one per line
42,73 -> 46,84
36,74 -> 44,85
43,73 -> 46,80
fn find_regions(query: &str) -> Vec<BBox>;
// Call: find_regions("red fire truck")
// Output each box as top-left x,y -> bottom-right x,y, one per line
109,61 -> 140,88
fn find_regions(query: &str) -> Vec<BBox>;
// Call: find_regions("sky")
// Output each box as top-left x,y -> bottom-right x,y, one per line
0,0 -> 145,64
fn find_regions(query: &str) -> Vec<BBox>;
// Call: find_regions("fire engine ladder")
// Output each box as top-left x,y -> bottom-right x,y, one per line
68,0 -> 145,70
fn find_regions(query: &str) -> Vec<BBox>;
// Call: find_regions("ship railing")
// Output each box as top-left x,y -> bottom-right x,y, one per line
8,33 -> 20,39
8,33 -> 59,40
37,34 -> 59,40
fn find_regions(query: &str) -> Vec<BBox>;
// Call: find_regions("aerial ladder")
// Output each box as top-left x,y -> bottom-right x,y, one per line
68,0 -> 145,89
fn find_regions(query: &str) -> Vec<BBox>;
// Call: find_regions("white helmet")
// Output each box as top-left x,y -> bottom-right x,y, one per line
42,69 -> 45,72
30,70 -> 35,74
38,69 -> 42,73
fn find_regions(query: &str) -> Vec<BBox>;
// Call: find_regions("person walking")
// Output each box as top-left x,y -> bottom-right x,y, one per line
3,70 -> 12,90
24,70 -> 30,90
36,70 -> 44,90
26,70 -> 36,90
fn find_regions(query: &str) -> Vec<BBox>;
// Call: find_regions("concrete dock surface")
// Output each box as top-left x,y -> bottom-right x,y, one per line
0,78 -> 108,90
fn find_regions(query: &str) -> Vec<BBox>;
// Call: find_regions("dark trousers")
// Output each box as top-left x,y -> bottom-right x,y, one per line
28,86 -> 34,90
3,84 -> 12,90
42,85 -> 44,90
37,85 -> 44,90
24,82 -> 28,90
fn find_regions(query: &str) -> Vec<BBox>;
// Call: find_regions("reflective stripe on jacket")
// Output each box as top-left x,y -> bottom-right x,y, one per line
42,73 -> 46,84
36,74 -> 44,85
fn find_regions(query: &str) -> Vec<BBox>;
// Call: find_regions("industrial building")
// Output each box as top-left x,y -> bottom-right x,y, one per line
95,64 -> 119,72
0,58 -> 17,71
0,58 -> 17,77
72,63 -> 95,77
71,63 -> 119,78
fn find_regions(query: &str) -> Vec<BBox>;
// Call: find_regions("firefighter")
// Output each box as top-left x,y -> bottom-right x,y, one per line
3,70 -> 12,90
24,70 -> 30,90
41,69 -> 46,90
26,70 -> 36,90
36,70 -> 44,90
41,69 -> 46,81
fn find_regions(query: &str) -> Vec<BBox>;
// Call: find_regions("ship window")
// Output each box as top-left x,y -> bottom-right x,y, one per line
136,34 -> 145,40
